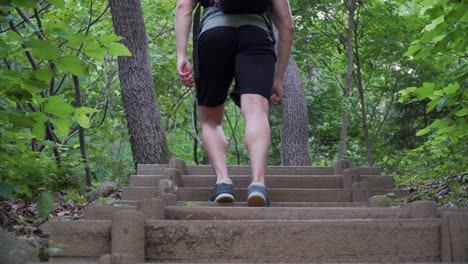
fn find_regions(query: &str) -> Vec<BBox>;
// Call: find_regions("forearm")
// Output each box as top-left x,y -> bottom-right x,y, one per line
271,0 -> 295,83
274,28 -> 294,82
175,0 -> 195,59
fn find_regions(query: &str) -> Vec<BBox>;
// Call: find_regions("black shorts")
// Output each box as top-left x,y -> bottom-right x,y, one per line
196,25 -> 276,107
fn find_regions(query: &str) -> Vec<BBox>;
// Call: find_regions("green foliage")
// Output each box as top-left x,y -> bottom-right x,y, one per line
0,0 -> 134,201
37,191 -> 55,219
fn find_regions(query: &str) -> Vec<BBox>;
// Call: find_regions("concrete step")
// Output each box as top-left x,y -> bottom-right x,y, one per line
130,175 -> 166,187
136,164 -> 168,175
45,219 -> 440,263
176,188 -> 407,203
145,219 -> 440,263
177,187 -> 353,202
164,206 -> 415,220
121,187 -> 159,201
136,164 -> 382,176
176,201 -> 370,207
178,175 -> 394,189
84,205 -> 137,220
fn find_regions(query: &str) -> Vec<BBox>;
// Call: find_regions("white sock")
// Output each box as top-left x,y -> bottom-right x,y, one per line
249,182 -> 265,188
217,178 -> 233,185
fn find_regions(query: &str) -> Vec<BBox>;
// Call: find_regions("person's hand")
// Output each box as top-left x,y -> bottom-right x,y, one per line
177,56 -> 195,88
270,79 -> 283,105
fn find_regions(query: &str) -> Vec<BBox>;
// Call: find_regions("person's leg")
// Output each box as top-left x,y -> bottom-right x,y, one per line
199,104 -> 230,184
240,94 -> 270,185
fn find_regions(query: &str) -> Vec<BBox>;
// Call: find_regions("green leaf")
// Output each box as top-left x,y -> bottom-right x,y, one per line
436,94 -> 449,112
0,39 -> 8,58
75,106 -> 99,115
415,83 -> 435,100
21,77 -> 48,94
423,15 -> 444,32
7,111 -> 36,128
48,0 -> 65,8
64,194 -> 86,203
56,55 -> 87,76
11,0 -> 36,8
404,44 -> 421,57
84,41 -> 107,61
98,34 -> 124,44
455,108 -> 468,117
49,28 -> 71,39
108,43 -> 132,57
44,96 -> 75,118
69,32 -> 87,46
25,39 -> 61,60
0,182 -> 15,198
416,127 -> 431,136
443,83 -> 459,95
75,114 -> 90,128
34,68 -> 54,83
37,191 -> 55,219
52,117 -> 72,136
30,112 -> 48,139
445,4 -> 465,23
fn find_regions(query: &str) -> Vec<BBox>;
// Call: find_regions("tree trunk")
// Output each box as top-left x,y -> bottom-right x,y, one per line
338,0 -> 357,160
108,0 -> 170,164
354,9 -> 373,166
73,76 -> 93,187
281,56 -> 311,166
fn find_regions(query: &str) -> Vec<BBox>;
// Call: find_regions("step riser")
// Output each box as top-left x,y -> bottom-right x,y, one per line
121,187 -> 159,201
145,219 -> 440,263
130,175 -> 166,187
165,207 -> 413,220
176,201 -> 370,207
177,189 -> 353,203
47,220 -> 111,258
47,220 -> 440,262
136,164 -> 168,175
179,175 -> 393,189
136,165 -> 382,176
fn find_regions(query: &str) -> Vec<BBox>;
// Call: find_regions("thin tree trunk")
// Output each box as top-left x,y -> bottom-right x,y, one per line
338,0 -> 357,160
109,0 -> 170,164
73,76 -> 93,187
353,8 -> 373,166
193,99 -> 199,165
281,56 -> 311,166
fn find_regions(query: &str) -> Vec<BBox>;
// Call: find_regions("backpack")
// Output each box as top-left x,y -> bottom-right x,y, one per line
192,0 -> 274,80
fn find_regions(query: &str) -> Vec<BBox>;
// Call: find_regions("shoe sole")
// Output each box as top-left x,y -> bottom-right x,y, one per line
247,192 -> 267,207
215,193 -> 234,203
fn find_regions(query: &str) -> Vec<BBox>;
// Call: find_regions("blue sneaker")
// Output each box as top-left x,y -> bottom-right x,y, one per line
209,179 -> 235,203
247,182 -> 270,207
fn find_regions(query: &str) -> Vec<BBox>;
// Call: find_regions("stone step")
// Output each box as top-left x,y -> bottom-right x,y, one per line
164,206 -> 418,220
121,187 -> 159,201
136,164 -> 382,176
130,175 -> 166,187
46,219 -> 440,263
27,259 -> 458,264
176,201 -> 370,207
177,187 -> 353,202
145,219 -> 440,263
136,164 -> 168,175
178,175 -> 394,189
84,205 -> 138,220
176,188 -> 408,203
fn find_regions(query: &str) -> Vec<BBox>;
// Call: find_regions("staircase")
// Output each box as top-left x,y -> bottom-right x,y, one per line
41,159 -> 468,263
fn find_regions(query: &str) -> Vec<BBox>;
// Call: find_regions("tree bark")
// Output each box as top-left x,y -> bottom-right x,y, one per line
73,76 -> 93,187
108,0 -> 170,164
281,56 -> 311,166
354,9 -> 373,166
338,0 -> 357,160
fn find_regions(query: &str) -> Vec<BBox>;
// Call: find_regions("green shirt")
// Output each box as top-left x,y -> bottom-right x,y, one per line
200,7 -> 271,37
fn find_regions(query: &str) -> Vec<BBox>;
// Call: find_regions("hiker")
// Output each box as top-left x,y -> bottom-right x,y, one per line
175,0 -> 294,206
